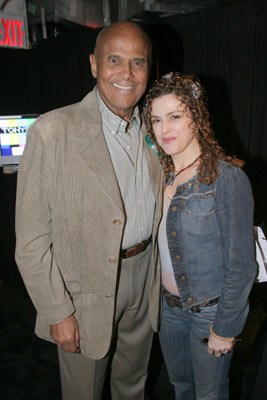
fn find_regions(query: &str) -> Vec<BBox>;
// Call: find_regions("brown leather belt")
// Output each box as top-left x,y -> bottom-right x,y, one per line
162,286 -> 219,312
120,236 -> 152,259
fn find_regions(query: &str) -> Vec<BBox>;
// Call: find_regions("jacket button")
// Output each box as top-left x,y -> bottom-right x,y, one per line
188,297 -> 194,304
171,231 -> 176,237
176,255 -> 181,261
180,276 -> 187,281
172,206 -> 177,211
108,258 -> 117,264
181,200 -> 186,206
179,186 -> 184,192
113,219 -> 121,225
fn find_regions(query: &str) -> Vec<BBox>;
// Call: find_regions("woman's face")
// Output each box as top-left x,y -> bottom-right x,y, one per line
150,94 -> 199,160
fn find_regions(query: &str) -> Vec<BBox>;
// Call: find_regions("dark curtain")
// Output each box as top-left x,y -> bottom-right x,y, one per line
0,28 -> 100,115
0,0 -> 267,279
38,29 -> 100,112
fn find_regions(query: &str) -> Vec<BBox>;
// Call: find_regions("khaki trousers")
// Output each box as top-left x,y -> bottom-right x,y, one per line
58,244 -> 154,400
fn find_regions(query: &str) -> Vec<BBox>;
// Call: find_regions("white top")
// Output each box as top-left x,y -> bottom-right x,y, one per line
158,191 -> 180,296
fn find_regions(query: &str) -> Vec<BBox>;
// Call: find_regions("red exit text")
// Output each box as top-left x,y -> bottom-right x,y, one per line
0,14 -> 26,49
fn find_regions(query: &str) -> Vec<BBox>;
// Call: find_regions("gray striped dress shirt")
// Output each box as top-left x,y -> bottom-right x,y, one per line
97,90 -> 155,249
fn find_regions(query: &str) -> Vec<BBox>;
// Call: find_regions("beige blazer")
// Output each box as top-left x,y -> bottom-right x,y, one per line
15,88 -> 163,360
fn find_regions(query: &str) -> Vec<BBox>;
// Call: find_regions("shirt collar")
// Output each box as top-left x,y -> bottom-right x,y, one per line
96,89 -> 141,135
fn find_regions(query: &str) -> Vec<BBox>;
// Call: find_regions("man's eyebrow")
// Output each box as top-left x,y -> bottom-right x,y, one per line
132,57 -> 147,61
107,54 -> 120,58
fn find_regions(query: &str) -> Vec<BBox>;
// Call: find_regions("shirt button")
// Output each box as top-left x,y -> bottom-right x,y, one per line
113,219 -> 121,225
108,258 -> 117,264
172,206 -> 177,212
188,297 -> 194,304
175,255 -> 181,261
180,276 -> 187,281
179,186 -> 184,192
105,294 -> 113,298
171,231 -> 176,237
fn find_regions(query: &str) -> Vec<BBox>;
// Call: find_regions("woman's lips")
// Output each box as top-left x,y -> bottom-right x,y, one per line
162,137 -> 176,144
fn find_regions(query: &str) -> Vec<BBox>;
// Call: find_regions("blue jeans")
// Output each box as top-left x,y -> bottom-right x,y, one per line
159,296 -> 233,400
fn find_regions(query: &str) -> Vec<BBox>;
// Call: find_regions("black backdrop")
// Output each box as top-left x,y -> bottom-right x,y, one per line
1,0 -> 267,279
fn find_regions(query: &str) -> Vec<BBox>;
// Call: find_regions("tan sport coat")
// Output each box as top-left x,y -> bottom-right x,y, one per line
15,88 -> 163,360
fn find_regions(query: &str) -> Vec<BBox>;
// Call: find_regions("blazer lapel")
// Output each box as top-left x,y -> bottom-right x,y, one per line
73,90 -> 163,215
75,90 -> 124,214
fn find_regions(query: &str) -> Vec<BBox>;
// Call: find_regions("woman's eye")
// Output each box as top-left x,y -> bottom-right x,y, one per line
151,119 -> 160,124
172,114 -> 181,120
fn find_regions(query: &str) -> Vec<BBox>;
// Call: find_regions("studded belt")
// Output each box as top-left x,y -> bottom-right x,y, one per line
162,286 -> 219,312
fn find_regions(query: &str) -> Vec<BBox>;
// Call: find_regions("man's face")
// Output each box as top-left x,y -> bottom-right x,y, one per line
90,26 -> 150,122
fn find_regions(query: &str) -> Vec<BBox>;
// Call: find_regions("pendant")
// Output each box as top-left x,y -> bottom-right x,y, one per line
167,172 -> 176,185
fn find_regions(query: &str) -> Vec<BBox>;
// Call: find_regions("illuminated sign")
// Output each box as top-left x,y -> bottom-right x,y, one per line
0,116 -> 37,164
0,14 -> 27,49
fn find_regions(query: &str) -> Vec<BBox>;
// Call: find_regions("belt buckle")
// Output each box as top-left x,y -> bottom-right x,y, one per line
164,291 -> 183,308
165,295 -> 177,308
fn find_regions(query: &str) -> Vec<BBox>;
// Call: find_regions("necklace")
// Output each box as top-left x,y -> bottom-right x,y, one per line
174,155 -> 200,176
169,155 -> 200,185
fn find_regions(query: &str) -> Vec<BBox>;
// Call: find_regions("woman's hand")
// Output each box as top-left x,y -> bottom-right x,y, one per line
207,334 -> 234,357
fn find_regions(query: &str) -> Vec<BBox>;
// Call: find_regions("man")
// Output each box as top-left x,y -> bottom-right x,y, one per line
15,21 -> 163,400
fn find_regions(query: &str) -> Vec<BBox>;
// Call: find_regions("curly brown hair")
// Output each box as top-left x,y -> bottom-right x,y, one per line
145,72 -> 244,184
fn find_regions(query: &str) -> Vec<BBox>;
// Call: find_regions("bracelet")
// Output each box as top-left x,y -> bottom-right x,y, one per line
210,325 -> 235,342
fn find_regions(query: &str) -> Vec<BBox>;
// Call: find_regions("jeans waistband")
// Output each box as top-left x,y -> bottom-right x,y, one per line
162,286 -> 219,312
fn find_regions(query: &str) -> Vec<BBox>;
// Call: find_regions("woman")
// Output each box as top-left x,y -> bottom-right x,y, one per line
145,72 -> 257,399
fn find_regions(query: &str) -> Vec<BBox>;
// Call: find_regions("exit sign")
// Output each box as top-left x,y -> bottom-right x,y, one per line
0,14 -> 27,49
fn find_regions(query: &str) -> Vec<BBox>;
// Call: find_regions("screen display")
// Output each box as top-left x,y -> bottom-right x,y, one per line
0,115 -> 38,165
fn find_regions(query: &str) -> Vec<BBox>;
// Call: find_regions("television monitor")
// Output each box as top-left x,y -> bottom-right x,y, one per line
0,115 -> 39,167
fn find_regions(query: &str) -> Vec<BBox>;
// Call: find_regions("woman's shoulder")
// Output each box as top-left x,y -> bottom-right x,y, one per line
217,159 -> 244,176
216,159 -> 252,190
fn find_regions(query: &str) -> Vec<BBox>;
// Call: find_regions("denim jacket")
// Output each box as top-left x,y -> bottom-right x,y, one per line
166,160 -> 257,338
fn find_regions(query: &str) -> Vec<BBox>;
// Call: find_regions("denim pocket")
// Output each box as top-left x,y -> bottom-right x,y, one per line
184,193 -> 216,217
191,303 -> 218,322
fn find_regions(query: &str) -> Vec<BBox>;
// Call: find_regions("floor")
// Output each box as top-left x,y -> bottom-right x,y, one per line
0,272 -> 266,400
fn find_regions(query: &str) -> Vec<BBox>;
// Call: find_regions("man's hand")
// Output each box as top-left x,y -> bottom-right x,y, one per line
50,315 -> 80,353
207,334 -> 234,357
